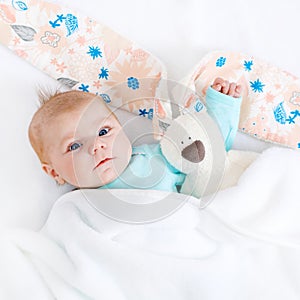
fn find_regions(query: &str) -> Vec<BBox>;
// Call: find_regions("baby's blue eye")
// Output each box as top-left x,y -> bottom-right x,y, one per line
69,142 -> 82,151
98,127 -> 110,136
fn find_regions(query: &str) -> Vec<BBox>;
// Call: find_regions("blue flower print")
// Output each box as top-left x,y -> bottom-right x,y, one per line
65,14 -> 78,36
127,77 -> 139,90
139,109 -> 147,117
49,13 -> 78,36
100,93 -> 111,103
148,108 -> 153,120
12,0 -> 28,11
244,60 -> 253,71
98,67 -> 109,80
87,46 -> 102,60
286,110 -> 300,124
194,99 -> 204,112
78,83 -> 89,92
250,79 -> 265,93
216,56 -> 226,67
273,102 -> 286,124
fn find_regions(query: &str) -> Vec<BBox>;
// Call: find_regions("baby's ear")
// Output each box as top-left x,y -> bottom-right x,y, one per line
41,163 -> 65,185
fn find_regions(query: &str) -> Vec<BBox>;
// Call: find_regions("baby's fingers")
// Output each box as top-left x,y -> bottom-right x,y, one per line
211,77 -> 224,92
228,83 -> 237,97
211,83 -> 222,92
212,77 -> 224,86
221,80 -> 229,94
233,85 -> 243,98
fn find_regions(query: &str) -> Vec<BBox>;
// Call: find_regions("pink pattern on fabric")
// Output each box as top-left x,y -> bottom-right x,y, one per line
184,51 -> 300,149
1,1 -> 300,148
0,0 -> 166,138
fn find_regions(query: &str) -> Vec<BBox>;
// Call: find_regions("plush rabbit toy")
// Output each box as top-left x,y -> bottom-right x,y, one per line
160,112 -> 258,199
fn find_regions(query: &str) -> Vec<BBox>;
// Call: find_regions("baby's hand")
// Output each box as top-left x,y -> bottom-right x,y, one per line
211,77 -> 242,98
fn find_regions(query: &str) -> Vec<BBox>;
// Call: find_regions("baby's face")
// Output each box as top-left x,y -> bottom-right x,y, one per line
43,98 -> 132,188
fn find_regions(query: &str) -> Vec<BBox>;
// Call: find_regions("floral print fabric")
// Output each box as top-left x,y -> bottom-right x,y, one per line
1,1 -> 300,148
184,51 -> 300,148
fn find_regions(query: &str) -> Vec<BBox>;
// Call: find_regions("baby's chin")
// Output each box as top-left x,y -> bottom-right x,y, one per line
69,172 -> 114,189
74,170 -> 118,188
97,167 -> 119,186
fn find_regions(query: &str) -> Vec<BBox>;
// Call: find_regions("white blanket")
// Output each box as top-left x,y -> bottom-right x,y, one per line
1,147 -> 300,300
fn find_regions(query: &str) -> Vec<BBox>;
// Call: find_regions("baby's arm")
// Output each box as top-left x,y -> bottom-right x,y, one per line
205,77 -> 243,151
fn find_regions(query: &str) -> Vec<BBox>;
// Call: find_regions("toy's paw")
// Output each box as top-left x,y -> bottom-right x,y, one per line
181,140 -> 205,163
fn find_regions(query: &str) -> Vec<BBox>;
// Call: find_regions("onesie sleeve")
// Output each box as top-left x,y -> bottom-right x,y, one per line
205,86 -> 242,151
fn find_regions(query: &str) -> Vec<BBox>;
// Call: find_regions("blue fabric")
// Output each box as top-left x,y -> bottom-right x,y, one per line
100,87 -> 242,191
205,86 -> 242,151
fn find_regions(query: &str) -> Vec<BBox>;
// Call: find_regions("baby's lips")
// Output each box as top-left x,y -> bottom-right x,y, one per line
94,157 -> 113,170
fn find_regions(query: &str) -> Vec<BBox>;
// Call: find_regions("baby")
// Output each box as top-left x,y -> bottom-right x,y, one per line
28,78 -> 242,192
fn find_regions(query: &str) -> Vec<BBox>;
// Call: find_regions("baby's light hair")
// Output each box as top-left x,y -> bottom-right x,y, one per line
28,88 -> 106,163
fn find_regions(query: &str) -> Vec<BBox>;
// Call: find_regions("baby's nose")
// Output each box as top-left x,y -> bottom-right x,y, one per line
89,138 -> 106,154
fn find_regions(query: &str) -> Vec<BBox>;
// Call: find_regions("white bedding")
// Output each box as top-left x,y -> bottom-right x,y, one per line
1,147 -> 300,299
1,0 -> 300,298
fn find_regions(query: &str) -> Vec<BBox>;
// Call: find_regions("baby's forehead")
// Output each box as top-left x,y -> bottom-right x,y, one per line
49,95 -> 116,126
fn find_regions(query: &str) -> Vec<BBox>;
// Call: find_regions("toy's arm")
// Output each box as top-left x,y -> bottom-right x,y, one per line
205,86 -> 242,151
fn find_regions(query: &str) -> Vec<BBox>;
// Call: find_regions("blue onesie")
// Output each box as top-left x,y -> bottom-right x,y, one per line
100,87 -> 241,192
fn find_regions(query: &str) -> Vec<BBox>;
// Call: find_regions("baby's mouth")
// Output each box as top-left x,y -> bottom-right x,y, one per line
94,158 -> 113,170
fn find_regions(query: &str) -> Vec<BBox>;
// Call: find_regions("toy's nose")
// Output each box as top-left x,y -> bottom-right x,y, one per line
181,140 -> 205,163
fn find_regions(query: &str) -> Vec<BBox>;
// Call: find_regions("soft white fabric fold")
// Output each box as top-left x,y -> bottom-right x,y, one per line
1,147 -> 300,300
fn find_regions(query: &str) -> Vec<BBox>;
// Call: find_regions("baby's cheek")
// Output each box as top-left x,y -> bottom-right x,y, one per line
68,164 -> 77,182
113,133 -> 131,165
66,156 -> 83,185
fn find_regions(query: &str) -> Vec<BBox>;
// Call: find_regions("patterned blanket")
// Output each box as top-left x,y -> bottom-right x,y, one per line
1,0 -> 300,148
